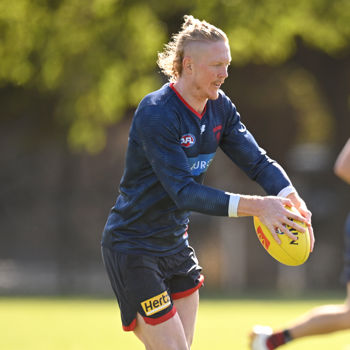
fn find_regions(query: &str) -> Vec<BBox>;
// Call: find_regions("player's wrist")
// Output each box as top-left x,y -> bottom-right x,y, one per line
226,193 -> 241,217
277,185 -> 297,198
235,194 -> 265,217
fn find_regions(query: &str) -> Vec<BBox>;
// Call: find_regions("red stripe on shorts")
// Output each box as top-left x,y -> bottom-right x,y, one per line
143,306 -> 177,325
122,318 -> 137,331
171,274 -> 205,300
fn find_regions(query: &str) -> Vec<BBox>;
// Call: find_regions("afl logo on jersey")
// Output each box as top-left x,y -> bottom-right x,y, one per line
181,134 -> 196,148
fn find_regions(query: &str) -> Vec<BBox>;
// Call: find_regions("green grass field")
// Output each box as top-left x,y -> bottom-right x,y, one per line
1,295 -> 349,349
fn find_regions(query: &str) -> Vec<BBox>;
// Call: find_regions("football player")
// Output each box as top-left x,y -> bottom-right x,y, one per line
102,15 -> 314,350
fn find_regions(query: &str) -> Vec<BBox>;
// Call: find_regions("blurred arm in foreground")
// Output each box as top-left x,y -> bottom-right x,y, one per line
250,138 -> 350,350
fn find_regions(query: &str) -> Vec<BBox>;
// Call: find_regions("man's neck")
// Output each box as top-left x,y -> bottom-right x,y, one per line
173,80 -> 207,114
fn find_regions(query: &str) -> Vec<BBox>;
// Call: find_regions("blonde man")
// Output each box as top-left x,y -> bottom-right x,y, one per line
102,15 -> 314,349
251,138 -> 350,350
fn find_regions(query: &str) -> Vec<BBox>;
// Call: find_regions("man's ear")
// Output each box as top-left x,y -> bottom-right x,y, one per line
182,56 -> 193,75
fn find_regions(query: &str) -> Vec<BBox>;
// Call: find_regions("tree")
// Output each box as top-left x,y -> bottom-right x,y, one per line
0,0 -> 166,152
194,0 -> 350,147
1,0 -> 349,152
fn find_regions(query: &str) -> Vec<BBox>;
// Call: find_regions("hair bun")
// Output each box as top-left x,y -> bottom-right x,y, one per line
182,15 -> 195,28
158,15 -> 227,82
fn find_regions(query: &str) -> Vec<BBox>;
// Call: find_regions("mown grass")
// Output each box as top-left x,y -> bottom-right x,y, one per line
1,295 -> 349,349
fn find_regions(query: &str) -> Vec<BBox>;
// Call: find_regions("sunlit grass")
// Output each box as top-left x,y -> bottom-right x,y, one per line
0,295 -> 349,349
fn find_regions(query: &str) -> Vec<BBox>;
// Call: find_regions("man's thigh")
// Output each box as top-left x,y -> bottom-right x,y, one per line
174,290 -> 199,347
134,311 -> 189,350
133,291 -> 199,350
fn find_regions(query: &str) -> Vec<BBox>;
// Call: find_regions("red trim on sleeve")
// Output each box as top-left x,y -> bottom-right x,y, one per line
122,318 -> 137,332
169,83 -> 206,119
143,306 -> 177,325
171,274 -> 205,300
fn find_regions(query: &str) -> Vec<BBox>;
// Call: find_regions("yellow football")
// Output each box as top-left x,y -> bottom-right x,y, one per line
253,206 -> 310,266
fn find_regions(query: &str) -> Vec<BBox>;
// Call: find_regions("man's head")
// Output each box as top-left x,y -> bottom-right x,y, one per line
181,39 -> 231,100
158,15 -> 230,96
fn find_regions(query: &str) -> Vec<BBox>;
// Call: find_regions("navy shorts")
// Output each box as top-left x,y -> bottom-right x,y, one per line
101,245 -> 204,331
342,213 -> 350,283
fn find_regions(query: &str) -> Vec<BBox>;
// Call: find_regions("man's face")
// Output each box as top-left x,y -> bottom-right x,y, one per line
186,40 -> 231,101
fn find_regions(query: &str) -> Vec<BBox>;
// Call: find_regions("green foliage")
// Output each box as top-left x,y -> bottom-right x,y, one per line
195,0 -> 350,65
0,0 -> 166,152
0,0 -> 349,152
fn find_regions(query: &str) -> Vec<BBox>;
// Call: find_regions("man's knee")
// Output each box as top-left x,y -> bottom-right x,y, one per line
186,332 -> 194,348
134,312 -> 190,350
139,335 -> 189,350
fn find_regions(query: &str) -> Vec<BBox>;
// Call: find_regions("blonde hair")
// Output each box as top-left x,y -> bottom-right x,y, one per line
157,15 -> 228,82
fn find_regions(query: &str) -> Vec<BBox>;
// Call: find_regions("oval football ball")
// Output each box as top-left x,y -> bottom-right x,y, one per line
253,207 -> 311,266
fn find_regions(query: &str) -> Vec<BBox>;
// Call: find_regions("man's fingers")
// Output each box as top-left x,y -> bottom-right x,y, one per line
267,224 -> 299,244
277,223 -> 298,241
308,225 -> 315,252
285,219 -> 306,234
267,224 -> 281,244
285,211 -> 309,226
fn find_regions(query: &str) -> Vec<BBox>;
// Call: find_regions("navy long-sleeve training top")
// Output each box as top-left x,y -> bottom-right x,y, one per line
101,83 -> 292,256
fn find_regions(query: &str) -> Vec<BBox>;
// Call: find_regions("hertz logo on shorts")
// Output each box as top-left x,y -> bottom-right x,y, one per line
141,291 -> 171,316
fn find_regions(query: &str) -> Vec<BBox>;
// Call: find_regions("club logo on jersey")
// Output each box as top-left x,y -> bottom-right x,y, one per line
257,226 -> 270,250
181,134 -> 196,148
188,153 -> 215,176
141,291 -> 171,316
213,125 -> 222,143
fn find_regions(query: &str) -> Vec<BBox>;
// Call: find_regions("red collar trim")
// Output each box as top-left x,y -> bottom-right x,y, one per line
170,83 -> 206,119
